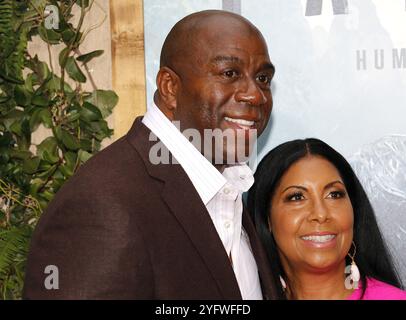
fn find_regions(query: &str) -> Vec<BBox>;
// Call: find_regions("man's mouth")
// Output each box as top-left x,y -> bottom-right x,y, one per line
224,116 -> 256,130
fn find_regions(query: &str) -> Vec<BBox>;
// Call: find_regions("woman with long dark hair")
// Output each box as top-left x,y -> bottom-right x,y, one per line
247,138 -> 405,299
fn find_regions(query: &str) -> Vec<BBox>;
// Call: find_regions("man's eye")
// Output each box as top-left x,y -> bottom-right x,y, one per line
257,74 -> 271,84
223,70 -> 239,78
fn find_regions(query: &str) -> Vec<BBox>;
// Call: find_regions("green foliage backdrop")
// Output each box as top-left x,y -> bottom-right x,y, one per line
0,0 -> 117,299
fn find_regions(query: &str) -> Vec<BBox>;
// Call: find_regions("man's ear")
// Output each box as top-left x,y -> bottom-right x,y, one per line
156,67 -> 179,119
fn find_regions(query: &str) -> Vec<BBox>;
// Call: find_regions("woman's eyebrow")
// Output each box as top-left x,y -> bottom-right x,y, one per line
324,180 -> 345,189
282,185 -> 307,193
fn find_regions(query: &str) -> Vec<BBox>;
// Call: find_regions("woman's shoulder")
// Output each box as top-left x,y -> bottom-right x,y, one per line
348,277 -> 406,300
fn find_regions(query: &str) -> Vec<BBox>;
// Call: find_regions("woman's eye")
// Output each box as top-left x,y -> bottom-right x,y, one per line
327,191 -> 346,199
286,192 -> 305,201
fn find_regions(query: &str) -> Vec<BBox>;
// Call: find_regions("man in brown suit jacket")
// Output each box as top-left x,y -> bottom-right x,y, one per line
23,10 -> 278,299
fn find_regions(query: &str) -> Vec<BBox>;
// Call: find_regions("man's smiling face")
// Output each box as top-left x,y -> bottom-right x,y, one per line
171,15 -> 275,164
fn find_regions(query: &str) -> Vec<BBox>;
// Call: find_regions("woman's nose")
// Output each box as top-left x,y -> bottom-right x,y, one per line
308,199 -> 330,223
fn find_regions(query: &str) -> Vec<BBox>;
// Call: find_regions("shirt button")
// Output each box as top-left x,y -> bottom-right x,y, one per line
223,188 -> 230,194
224,221 -> 231,229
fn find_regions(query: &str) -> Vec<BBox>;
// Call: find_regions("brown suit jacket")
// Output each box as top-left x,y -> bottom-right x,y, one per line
23,117 -> 277,299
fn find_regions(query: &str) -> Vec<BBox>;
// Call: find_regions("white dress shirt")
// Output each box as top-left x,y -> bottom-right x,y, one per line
142,103 -> 263,300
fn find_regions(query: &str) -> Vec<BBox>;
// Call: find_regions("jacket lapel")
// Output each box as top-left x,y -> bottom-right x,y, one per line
127,118 -> 242,299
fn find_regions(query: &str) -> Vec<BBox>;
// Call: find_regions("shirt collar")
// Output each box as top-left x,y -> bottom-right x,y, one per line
142,102 -> 227,204
223,164 -> 255,193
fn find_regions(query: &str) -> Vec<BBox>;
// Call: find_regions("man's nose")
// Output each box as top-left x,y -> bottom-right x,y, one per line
308,199 -> 330,223
235,77 -> 268,106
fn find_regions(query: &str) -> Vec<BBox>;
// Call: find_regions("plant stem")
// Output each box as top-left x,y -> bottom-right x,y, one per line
60,1 -> 87,94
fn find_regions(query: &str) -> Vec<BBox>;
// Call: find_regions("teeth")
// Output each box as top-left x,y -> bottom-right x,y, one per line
224,117 -> 254,127
301,235 -> 336,243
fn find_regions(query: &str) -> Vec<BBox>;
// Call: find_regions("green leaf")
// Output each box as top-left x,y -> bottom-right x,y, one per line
21,119 -> 32,143
23,156 -> 41,174
0,95 -> 10,103
36,163 -> 57,179
59,151 -> 77,177
78,149 -> 92,163
0,69 -> 24,84
2,110 -> 24,130
76,50 -> 104,64
58,165 -> 71,178
58,47 -> 69,67
80,102 -> 102,122
39,109 -> 53,128
31,95 -> 49,107
66,110 -> 80,122
36,61 -> 51,82
85,90 -> 118,118
29,108 -> 43,131
60,129 -> 80,150
61,29 -> 75,43
44,75 -> 73,93
65,57 -> 86,83
64,151 -> 77,168
0,227 -> 31,276
14,85 -> 31,107
79,138 -> 92,151
41,190 -> 55,202
10,121 -> 22,136
25,74 -> 34,92
43,149 -> 59,164
29,178 -> 44,196
38,161 -> 52,172
51,177 -> 66,191
9,150 -> 32,160
38,25 -> 61,44
36,137 -> 58,160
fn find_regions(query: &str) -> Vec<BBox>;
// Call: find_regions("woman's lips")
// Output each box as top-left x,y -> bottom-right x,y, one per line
300,233 -> 337,249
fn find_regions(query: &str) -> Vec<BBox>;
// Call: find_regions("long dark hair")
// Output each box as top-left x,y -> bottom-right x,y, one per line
247,138 -> 402,299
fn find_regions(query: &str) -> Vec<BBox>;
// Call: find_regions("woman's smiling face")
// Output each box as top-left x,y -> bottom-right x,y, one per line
270,155 -> 354,274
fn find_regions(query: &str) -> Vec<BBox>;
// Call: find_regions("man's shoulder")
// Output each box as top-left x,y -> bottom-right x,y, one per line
72,135 -> 143,182
52,128 -> 154,202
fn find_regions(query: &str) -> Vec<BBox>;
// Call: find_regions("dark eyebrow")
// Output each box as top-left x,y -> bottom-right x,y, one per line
282,185 -> 307,193
281,181 -> 344,194
324,180 -> 345,189
259,62 -> 276,75
211,55 -> 243,64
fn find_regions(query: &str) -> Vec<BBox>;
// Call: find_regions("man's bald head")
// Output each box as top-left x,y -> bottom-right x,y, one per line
159,10 -> 264,72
